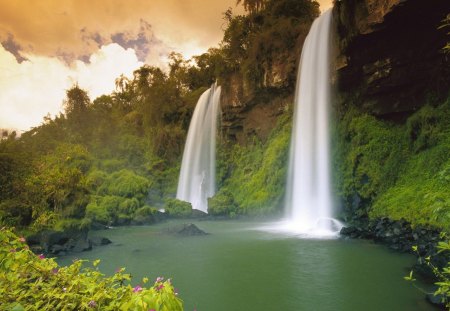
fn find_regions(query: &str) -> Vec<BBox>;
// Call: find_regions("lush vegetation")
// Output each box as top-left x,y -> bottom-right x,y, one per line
0,0 -> 320,231
334,95 -> 450,229
214,107 -> 291,216
0,227 -> 183,310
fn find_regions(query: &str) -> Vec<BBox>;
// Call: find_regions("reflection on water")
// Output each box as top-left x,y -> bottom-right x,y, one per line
58,221 -> 434,311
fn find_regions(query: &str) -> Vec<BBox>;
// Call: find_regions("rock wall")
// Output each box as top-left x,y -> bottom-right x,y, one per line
333,0 -> 450,122
219,27 -> 307,144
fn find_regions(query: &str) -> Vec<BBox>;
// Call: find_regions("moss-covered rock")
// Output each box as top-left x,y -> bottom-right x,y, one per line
164,198 -> 192,218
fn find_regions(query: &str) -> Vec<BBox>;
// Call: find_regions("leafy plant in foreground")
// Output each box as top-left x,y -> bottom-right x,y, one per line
0,227 -> 183,311
405,238 -> 450,309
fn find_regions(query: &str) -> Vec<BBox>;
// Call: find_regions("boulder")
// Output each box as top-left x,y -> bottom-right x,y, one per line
70,239 -> 92,253
90,237 -> 112,246
177,224 -> 208,236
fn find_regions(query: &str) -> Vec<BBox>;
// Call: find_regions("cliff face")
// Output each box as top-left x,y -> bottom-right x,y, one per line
220,47 -> 302,144
333,0 -> 450,122
219,18 -> 310,145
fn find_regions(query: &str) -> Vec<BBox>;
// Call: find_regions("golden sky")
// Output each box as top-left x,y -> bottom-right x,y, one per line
0,0 -> 332,131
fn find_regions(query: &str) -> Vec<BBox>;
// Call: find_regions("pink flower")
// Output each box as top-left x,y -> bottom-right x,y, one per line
52,268 -> 59,274
156,284 -> 164,291
19,237 -> 26,242
133,285 -> 143,293
156,276 -> 164,282
88,300 -> 97,308
38,254 -> 45,259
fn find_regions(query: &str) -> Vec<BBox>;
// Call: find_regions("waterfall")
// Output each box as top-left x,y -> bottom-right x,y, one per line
284,9 -> 342,236
176,84 -> 221,213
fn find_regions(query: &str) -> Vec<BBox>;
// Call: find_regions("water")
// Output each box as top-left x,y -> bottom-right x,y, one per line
58,221 -> 434,311
176,84 -> 221,212
285,10 -> 342,235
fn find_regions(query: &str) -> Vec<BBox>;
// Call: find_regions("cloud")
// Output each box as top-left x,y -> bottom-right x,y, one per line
1,33 -> 27,63
0,0 -> 241,65
0,43 -> 142,132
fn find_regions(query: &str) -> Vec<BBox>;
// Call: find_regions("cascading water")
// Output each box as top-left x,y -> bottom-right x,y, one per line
284,9 -> 343,236
176,84 -> 221,213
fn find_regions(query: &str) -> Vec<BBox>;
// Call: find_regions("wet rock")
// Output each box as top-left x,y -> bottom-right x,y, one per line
71,239 -> 92,253
50,244 -> 66,255
167,223 -> 209,236
191,209 -> 208,218
426,292 -> 446,309
177,224 -> 208,236
90,237 -> 112,246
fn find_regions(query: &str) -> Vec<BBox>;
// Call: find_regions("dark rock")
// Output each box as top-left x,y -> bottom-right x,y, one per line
90,237 -> 112,246
426,292 -> 445,308
191,209 -> 208,218
176,224 -> 208,236
70,239 -> 92,253
50,244 -> 66,254
333,0 -> 450,122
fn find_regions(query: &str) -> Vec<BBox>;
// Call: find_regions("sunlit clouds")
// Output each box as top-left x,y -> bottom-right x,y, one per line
0,43 -> 142,131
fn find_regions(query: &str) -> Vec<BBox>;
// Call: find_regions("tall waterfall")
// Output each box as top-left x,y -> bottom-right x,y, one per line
284,10 -> 342,236
176,84 -> 221,213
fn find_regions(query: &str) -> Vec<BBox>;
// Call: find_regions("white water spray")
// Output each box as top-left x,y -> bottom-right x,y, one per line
176,84 -> 221,212
283,9 -> 343,237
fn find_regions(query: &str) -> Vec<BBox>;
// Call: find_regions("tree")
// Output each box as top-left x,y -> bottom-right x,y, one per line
236,0 -> 267,14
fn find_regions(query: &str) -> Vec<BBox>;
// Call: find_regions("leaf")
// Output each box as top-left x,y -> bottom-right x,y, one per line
93,259 -> 101,267
11,304 -> 25,311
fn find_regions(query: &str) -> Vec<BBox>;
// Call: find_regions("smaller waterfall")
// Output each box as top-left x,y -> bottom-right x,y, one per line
176,84 -> 221,212
283,9 -> 343,237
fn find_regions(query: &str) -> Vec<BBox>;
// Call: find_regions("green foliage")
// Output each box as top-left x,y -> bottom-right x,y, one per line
164,199 -> 192,218
207,190 -> 238,217
0,227 -> 183,310
439,13 -> 450,53
406,241 -> 450,309
219,109 -> 291,215
334,108 -> 407,205
98,169 -> 150,201
133,206 -> 160,224
222,0 -> 319,90
335,96 -> 450,229
85,200 -> 111,225
53,218 -> 91,232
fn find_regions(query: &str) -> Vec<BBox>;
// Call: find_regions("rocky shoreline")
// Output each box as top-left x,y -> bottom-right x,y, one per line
340,217 -> 449,308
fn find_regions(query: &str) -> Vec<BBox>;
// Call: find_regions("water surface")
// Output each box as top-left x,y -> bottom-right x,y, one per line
59,221 -> 434,311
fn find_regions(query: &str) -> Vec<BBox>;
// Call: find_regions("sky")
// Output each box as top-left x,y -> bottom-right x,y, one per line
0,0 -> 332,132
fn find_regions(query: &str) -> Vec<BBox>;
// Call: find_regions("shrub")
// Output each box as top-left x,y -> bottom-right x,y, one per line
133,205 -> 159,224
99,169 -> 150,201
208,190 -> 238,217
164,199 -> 192,218
85,200 -> 112,225
0,227 -> 183,310
85,170 -> 108,192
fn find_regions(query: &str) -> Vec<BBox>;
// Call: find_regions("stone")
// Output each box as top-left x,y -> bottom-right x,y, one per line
71,239 -> 92,253
176,224 -> 208,236
50,244 -> 66,254
90,237 -> 112,246
426,293 -> 445,308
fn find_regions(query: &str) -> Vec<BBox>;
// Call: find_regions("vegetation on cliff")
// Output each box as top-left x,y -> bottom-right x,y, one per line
334,95 -> 450,230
